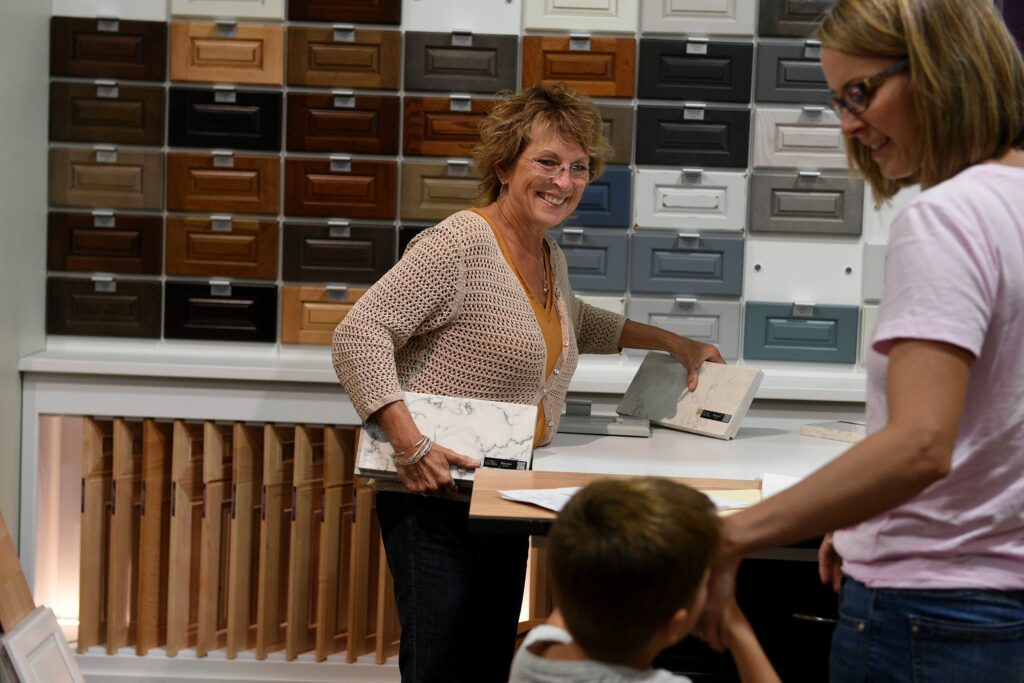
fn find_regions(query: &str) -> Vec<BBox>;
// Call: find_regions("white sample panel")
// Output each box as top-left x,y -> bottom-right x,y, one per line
579,294 -> 626,315
634,169 -> 748,232
524,0 -> 639,33
754,106 -> 847,169
860,304 -> 879,364
0,607 -> 85,683
402,0 -> 523,33
861,183 -> 921,242
170,0 -> 284,19
52,0 -> 167,20
744,238 -> 863,305
640,0 -> 755,36
861,243 -> 886,302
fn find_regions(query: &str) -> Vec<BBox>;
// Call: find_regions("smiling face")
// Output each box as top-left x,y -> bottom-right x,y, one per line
821,47 -> 918,181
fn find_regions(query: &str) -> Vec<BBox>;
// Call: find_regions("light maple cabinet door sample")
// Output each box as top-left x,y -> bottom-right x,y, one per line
287,93 -> 400,154
51,17 -> 167,81
523,0 -> 638,32
281,285 -> 368,345
566,166 -> 631,229
48,211 -> 163,274
400,160 -> 481,221
743,301 -> 859,364
171,0 -> 285,20
640,0 -> 755,36
50,81 -> 164,146
225,424 -> 264,659
195,423 -> 235,658
282,223 -> 396,283
165,421 -> 204,656
287,26 -> 401,89
135,419 -> 172,657
168,87 -> 282,152
759,0 -> 836,37
521,36 -> 635,98
627,296 -> 742,360
167,152 -> 281,215
285,158 -> 397,219
748,170 -> 864,236
753,105 -> 846,168
550,228 -> 628,293
106,418 -> 143,654
597,104 -> 633,165
49,147 -> 164,211
77,418 -> 112,652
46,277 -> 162,338
164,281 -> 278,342
402,97 -> 495,157
634,169 -> 748,233
166,216 -> 279,279
744,238 -> 862,304
404,32 -> 517,94
630,232 -> 745,296
635,105 -> 750,168
170,22 -> 284,86
255,425 -> 296,659
755,39 -> 830,104
290,0 -> 402,23
285,426 -> 325,659
637,38 -> 753,103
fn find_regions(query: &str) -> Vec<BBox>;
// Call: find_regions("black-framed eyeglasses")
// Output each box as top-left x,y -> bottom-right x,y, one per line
522,155 -> 593,182
831,59 -> 909,116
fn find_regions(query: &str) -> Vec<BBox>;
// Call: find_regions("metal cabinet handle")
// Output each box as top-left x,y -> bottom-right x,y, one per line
792,612 -> 838,625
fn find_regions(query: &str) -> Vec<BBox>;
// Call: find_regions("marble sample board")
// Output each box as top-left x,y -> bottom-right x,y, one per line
799,420 -> 867,443
356,392 -> 537,482
617,354 -> 764,440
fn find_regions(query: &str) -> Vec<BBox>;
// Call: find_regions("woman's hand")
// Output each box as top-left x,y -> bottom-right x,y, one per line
667,336 -> 726,391
697,548 -> 741,653
395,441 -> 479,495
818,532 -> 843,593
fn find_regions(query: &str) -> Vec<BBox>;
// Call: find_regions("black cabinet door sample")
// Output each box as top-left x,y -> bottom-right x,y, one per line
638,39 -> 753,103
165,281 -> 278,342
168,88 -> 282,152
636,105 -> 750,168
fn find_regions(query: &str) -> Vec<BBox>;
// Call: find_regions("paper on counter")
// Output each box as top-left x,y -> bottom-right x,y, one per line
761,472 -> 800,500
499,487 -> 756,514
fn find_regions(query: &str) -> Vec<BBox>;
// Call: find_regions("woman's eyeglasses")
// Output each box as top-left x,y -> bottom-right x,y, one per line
831,59 -> 909,116
522,156 -> 592,182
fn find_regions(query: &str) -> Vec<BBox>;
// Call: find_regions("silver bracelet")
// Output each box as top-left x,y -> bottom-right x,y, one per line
393,436 -> 433,468
393,435 -> 427,460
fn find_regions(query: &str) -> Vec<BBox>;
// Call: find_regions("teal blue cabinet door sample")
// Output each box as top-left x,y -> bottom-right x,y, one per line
743,302 -> 859,363
567,166 -> 631,229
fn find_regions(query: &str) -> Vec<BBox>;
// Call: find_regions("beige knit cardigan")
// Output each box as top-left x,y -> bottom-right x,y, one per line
331,210 -> 626,446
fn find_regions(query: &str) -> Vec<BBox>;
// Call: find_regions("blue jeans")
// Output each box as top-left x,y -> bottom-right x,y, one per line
831,576 -> 1024,683
376,491 -> 528,683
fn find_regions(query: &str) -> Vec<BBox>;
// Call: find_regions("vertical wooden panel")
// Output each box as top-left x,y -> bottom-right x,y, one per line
165,421 -> 204,656
528,545 -> 553,620
196,423 -> 233,657
286,426 -> 324,659
225,424 -> 264,659
345,483 -> 380,662
256,425 -> 295,659
78,418 -> 113,653
315,427 -> 356,660
374,539 -> 399,664
0,512 -> 34,633
106,419 -> 143,653
136,420 -> 171,656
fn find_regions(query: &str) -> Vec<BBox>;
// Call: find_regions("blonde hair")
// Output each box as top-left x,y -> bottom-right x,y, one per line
818,0 -> 1024,202
472,83 -> 611,205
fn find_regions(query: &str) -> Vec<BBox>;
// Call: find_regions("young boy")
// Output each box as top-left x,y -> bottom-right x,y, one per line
509,477 -> 780,683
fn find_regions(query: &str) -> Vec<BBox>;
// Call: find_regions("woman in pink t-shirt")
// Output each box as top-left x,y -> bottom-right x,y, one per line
703,0 -> 1024,680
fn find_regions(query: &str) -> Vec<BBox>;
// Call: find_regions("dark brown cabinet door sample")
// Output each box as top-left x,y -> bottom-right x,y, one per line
284,158 -> 397,219
167,152 -> 280,215
51,17 -> 167,81
48,212 -> 163,274
400,160 -> 481,221
404,32 -> 517,94
50,82 -> 165,146
166,216 -> 279,279
286,93 -> 399,154
521,36 -> 635,98
402,97 -> 495,157
168,87 -> 283,152
287,27 -> 401,89
47,276 -> 162,338
288,0 -> 401,23
170,22 -> 284,86
50,147 -> 164,211
282,223 -> 396,283
280,285 -> 368,345
165,281 -> 278,342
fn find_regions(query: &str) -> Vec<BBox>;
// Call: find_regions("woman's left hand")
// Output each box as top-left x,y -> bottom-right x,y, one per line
667,336 -> 726,391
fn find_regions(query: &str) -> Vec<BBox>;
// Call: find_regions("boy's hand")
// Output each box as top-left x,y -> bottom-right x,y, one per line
818,532 -> 844,593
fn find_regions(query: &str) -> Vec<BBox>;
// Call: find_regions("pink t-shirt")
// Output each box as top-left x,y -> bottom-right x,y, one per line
833,163 -> 1024,590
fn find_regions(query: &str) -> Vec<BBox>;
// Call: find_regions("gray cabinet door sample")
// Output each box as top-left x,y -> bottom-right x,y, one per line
550,229 -> 627,293
755,40 -> 830,104
638,38 -> 753,103
567,166 -> 631,229
630,232 -> 744,296
400,160 -> 481,222
635,105 -> 750,168
627,296 -> 741,360
749,171 -> 864,236
758,0 -> 836,37
743,301 -> 859,363
404,32 -> 517,94
862,243 -> 886,302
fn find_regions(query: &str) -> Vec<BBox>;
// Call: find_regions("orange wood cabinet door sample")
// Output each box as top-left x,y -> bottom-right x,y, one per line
286,93 -> 400,154
48,212 -> 162,275
166,217 -> 279,280
400,159 -> 481,221
284,158 -> 397,219
196,423 -> 234,657
402,96 -> 494,157
50,147 -> 164,211
170,22 -> 284,86
51,17 -> 167,81
287,26 -> 400,89
50,81 -> 165,146
167,152 -> 280,215
225,424 -> 264,659
281,285 -> 367,345
521,36 -> 636,98
165,421 -> 205,657
78,418 -> 114,653
46,277 -> 162,339
136,420 -> 172,656
107,418 -> 144,654
289,0 -> 401,23
256,425 -> 296,659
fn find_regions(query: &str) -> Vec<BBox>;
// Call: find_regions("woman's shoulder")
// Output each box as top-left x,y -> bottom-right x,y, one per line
406,210 -> 496,253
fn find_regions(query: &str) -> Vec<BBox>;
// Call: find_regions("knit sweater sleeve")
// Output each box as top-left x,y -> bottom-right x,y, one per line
332,223 -> 466,421
548,238 -> 626,354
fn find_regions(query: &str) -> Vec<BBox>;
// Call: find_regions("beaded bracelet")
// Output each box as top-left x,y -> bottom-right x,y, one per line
393,435 -> 433,468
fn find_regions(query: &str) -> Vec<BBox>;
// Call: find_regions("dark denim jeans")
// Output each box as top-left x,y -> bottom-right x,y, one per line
376,491 -> 529,683
831,576 -> 1024,683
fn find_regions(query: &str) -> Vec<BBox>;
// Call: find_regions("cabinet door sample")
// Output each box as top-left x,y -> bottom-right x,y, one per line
50,147 -> 164,211
400,160 -> 481,221
749,170 -> 864,236
135,419 -> 172,657
46,277 -> 162,338
281,285 -> 368,345
195,423 -> 235,658
51,17 -> 167,81
290,0 -> 402,23
640,0 -> 755,36
627,296 -> 742,360
282,223 -> 396,284
164,281 -> 278,342
550,229 -> 628,293
860,304 -> 879,364
755,40 -> 830,104
744,239 -> 862,304
287,93 -> 400,154
256,426 -> 296,659
285,426 -> 325,659
288,27 -> 401,89
106,418 -> 143,653
521,36 -> 635,98
753,105 -> 846,168
170,22 -> 284,86
168,88 -> 282,152
224,424 -> 265,659
635,105 -> 750,168
171,0 -> 285,20
567,166 -> 631,229
285,158 -> 397,219
402,97 -> 494,157
634,169 -> 748,233
861,243 -> 886,303
48,212 -> 162,274
630,232 -> 745,296
523,0 -> 638,32
165,421 -> 204,656
166,216 -> 279,280
759,0 -> 835,37
77,418 -> 114,653
638,38 -> 753,103
404,32 -> 517,94
597,104 -> 633,165
50,81 -> 164,146
743,301 -> 859,363
167,152 -> 280,215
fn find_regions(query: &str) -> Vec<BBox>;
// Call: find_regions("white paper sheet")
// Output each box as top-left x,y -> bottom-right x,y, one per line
761,472 -> 800,499
499,487 -> 755,513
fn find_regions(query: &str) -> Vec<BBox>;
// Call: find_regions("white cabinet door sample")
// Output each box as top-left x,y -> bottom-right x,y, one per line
634,169 -> 748,232
640,0 -> 755,36
170,0 -> 285,20
402,0 -> 523,34
524,0 -> 639,33
52,0 -> 167,20
744,238 -> 863,305
754,106 -> 847,169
